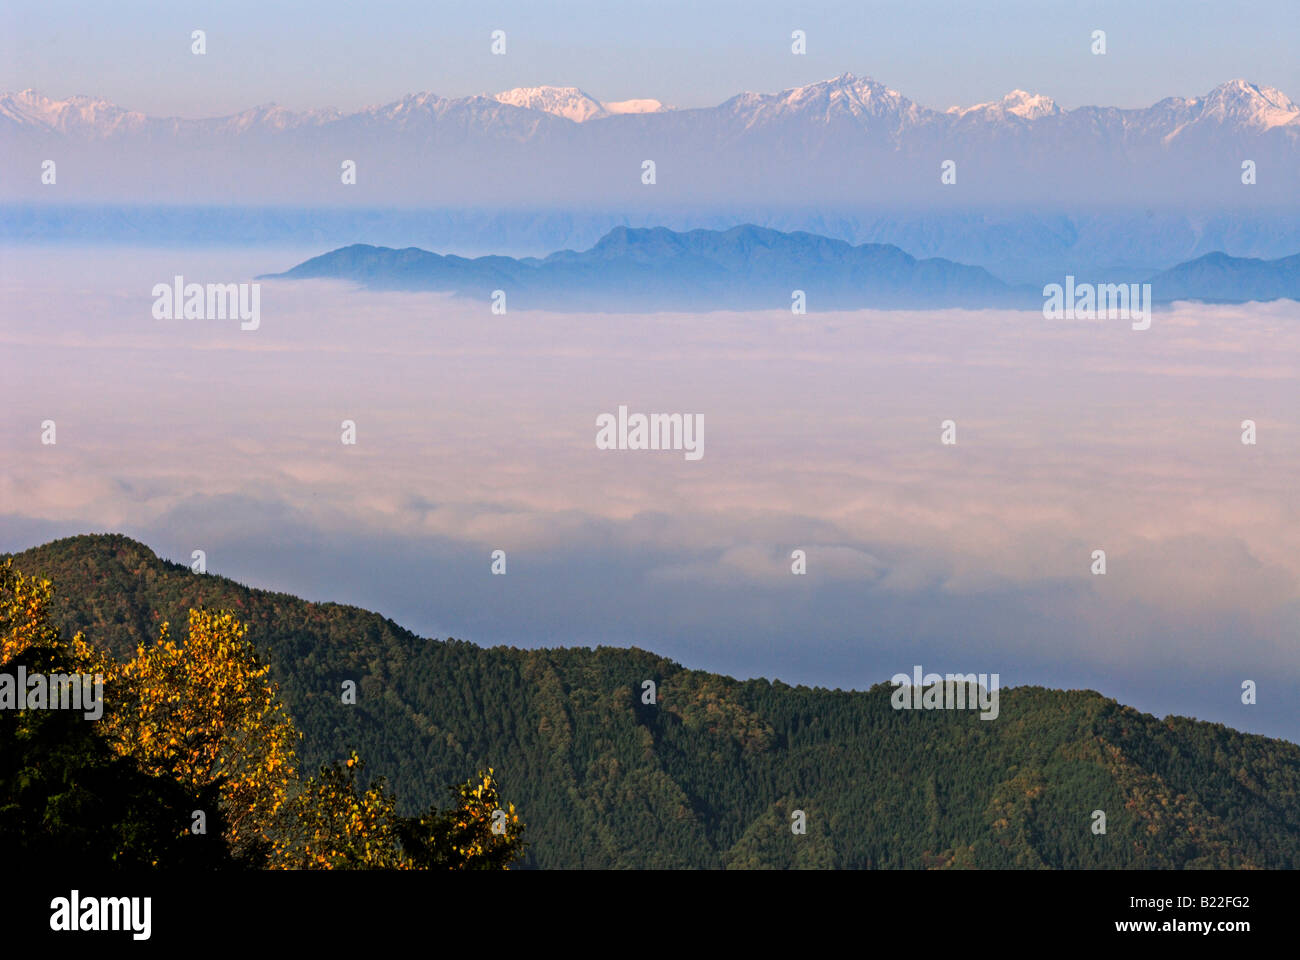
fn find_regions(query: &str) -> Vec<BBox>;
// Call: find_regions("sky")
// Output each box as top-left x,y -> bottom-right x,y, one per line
3,0 -> 1298,116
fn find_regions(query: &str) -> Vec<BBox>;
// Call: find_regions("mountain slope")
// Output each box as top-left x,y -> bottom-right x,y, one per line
1148,251 -> 1300,302
7,534 -> 1300,869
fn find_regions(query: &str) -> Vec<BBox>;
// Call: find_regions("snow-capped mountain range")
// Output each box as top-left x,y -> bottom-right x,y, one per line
4,74 -> 1295,136
2,74 -> 1296,207
0,84 -> 670,135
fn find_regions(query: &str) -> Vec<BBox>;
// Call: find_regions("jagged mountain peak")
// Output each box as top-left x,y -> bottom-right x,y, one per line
722,72 -> 927,128
0,88 -> 146,133
1198,78 -> 1299,128
784,72 -> 909,105
949,88 -> 1061,120
494,85 -> 606,122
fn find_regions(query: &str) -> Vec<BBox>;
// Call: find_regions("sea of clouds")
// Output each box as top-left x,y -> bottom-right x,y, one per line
3,245 -> 1297,740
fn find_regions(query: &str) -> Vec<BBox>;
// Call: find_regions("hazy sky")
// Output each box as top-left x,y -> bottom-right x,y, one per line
4,1 -> 1297,116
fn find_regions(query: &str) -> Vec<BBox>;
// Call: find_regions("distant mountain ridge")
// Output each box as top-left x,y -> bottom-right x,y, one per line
4,74 -> 1296,206
259,224 -> 1300,309
7,204 -> 1300,284
259,224 -> 1016,309
7,533 -> 1300,869
1149,251 -> 1300,302
4,75 -> 1294,135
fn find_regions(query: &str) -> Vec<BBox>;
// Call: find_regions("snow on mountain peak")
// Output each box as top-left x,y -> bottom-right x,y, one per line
5,76 -> 1295,139
603,99 -> 665,116
493,86 -> 666,122
0,89 -> 146,134
998,89 -> 1060,119
799,72 -> 904,103
724,72 -> 923,127
494,86 -> 607,122
948,89 -> 1060,120
1199,79 -> 1299,128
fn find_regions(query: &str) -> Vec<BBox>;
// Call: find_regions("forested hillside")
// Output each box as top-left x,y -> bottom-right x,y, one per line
8,534 -> 1300,869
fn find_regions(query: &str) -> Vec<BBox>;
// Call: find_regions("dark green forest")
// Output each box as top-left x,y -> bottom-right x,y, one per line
7,533 -> 1300,869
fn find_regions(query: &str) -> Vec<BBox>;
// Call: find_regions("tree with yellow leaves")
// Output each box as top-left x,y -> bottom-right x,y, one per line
1,560 -> 234,868
98,609 -> 300,863
0,558 -> 61,665
1,556 -> 112,704
272,751 -> 410,869
397,768 -> 526,870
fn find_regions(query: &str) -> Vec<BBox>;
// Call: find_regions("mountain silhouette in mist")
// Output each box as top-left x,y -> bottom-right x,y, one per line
261,224 -> 1018,309
260,224 -> 1300,310
1148,251 -> 1300,302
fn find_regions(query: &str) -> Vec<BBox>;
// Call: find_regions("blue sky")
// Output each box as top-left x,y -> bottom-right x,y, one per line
3,0 -> 1297,116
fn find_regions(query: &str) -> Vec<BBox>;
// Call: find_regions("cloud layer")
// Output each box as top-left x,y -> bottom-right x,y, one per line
3,246 -> 1298,740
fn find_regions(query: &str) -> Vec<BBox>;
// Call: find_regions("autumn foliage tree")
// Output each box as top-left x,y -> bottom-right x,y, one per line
0,558 -> 63,664
94,609 -> 300,863
272,751 -> 409,869
398,768 -> 526,869
0,560 -> 231,867
271,756 -> 527,869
